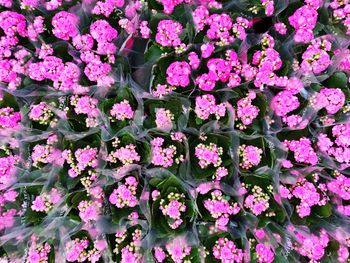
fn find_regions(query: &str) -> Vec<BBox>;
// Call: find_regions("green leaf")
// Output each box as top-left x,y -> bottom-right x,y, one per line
145,45 -> 163,63
195,117 -> 203,125
323,71 -> 348,89
315,203 -> 332,218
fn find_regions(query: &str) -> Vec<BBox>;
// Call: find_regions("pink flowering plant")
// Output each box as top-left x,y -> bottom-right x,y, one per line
278,171 -> 331,222
106,171 -> 144,223
241,175 -> 286,224
143,96 -> 190,132
2,0 -> 350,261
27,100 -> 56,130
196,185 -> 240,228
104,132 -> 149,171
148,175 -> 195,235
229,90 -> 266,133
189,93 -> 234,129
107,223 -> 146,262
316,122 -> 350,168
0,92 -> 22,132
148,132 -> 186,174
65,231 -> 106,263
152,235 -> 202,262
327,170 -> 350,217
28,134 -> 63,170
60,94 -> 101,132
25,186 -> 63,224
198,230 -> 245,263
26,236 -> 53,263
65,185 -> 104,224
190,133 -> 233,181
59,134 -> 101,190
238,136 -> 275,172
100,86 -> 139,136
0,187 -> 21,233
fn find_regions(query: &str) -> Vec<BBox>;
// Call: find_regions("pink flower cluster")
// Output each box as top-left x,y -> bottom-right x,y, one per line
236,91 -> 259,130
92,0 -> 125,17
328,173 -> 350,201
256,243 -> 274,263
195,142 -> 223,169
107,138 -> 140,165
195,94 -> 227,120
301,39 -> 332,74
0,154 -> 20,186
280,177 -> 328,218
29,102 -> 54,125
0,189 -> 18,231
288,4 -> 318,43
0,107 -> 21,129
292,228 -> 329,261
195,54 -> 241,91
239,145 -> 262,169
26,237 -> 51,263
318,123 -> 350,164
109,176 -> 138,208
244,185 -> 270,216
31,136 -> 63,168
52,11 -> 79,40
269,77 -> 306,128
327,172 -> 350,216
283,138 -> 318,165
152,84 -> 175,98
158,191 -> 187,229
274,22 -> 287,35
212,237 -> 244,262
151,137 -> 179,168
115,226 -> 143,263
31,188 -> 61,213
28,56 -> 80,91
78,200 -> 102,223
196,12 -> 250,45
330,0 -> 350,34
156,0 -> 183,14
155,108 -> 174,131
203,190 -> 240,226
271,91 -> 300,117
62,146 -> 98,178
0,11 -> 27,37
166,61 -> 191,87
66,238 -> 102,262
110,100 -> 134,121
71,95 -> 99,128
213,167 -> 229,181
312,88 -> 346,114
154,237 -> 192,263
156,20 -> 183,47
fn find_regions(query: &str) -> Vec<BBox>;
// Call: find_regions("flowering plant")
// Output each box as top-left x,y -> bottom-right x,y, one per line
2,0 -> 350,261
104,132 -> 150,172
152,236 -> 201,262
148,132 -> 186,174
190,133 -> 233,181
107,223 -> 146,262
196,186 -> 240,228
149,175 -> 195,235
106,171 -> 145,223
59,134 -> 101,191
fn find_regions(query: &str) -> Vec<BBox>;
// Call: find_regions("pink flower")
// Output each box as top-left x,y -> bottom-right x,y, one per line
31,196 -> 46,212
256,244 -> 274,263
166,61 -> 191,87
156,20 -> 182,47
27,251 -> 40,263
